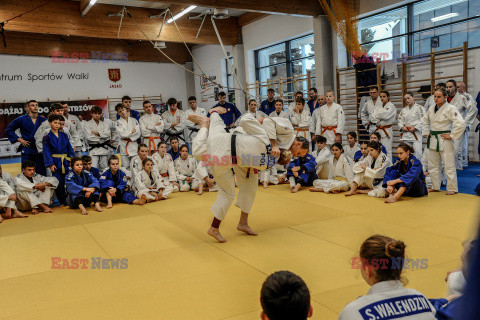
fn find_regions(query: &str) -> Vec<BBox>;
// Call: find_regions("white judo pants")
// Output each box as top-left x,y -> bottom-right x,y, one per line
16,187 -> 55,211
376,127 -> 393,162
353,173 -> 387,197
92,155 -> 108,172
120,154 -> 133,169
192,121 -> 258,221
312,178 -> 349,193
428,140 -> 457,192
461,126 -> 470,167
0,194 -> 17,210
136,185 -> 173,200
259,170 -> 279,185
403,139 -> 423,160
179,178 -> 201,192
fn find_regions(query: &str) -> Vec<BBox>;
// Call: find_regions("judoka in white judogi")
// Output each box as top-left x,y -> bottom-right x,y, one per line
116,116 -> 141,168
15,173 -> 59,211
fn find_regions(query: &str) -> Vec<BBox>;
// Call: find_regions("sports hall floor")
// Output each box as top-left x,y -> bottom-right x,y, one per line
0,162 -> 479,320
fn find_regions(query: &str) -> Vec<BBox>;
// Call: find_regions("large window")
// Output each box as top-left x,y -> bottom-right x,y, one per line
255,34 -> 315,97
357,0 -> 480,60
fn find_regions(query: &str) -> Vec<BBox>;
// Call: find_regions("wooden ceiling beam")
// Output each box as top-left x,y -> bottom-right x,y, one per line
143,0 -> 323,16
0,0 -> 239,45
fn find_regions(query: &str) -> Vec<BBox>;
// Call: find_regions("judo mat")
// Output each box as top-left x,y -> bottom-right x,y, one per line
0,162 -> 479,320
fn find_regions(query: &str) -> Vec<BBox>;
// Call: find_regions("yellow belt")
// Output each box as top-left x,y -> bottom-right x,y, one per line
52,154 -> 71,174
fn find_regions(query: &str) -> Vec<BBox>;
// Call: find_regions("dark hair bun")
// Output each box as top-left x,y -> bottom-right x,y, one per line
385,240 -> 406,258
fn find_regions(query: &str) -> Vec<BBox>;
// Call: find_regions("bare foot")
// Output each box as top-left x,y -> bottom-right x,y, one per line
428,189 -> 439,192
187,114 -> 210,128
196,189 -> 203,195
139,195 -> 147,205
41,205 -> 53,213
446,191 -> 457,195
0,215 -> 3,223
263,181 -> 268,189
32,208 -> 39,215
207,227 -> 227,243
4,208 -> 12,219
209,106 -> 227,114
345,190 -> 357,197
385,196 -> 399,203
107,202 -> 113,209
95,203 -> 104,212
291,184 -> 301,193
237,224 -> 258,236
12,210 -> 28,218
80,209 -> 88,215
309,187 -> 323,192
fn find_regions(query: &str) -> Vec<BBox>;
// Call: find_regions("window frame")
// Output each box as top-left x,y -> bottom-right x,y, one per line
355,0 -> 480,62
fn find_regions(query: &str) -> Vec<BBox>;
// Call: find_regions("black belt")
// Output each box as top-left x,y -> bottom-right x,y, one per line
89,140 -> 115,152
230,132 -> 274,169
189,127 -> 200,132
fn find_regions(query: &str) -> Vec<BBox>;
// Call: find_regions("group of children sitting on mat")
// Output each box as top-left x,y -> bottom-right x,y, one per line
260,131 -> 429,203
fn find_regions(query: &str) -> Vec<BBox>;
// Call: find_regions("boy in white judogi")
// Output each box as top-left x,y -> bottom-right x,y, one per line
84,106 -> 112,171
162,98 -> 187,145
398,92 -> 425,159
457,81 -> 477,168
185,96 -> 207,149
174,145 -> 208,194
0,178 -> 27,222
235,100 -> 268,126
370,91 -> 397,161
140,100 -> 164,156
315,90 -> 345,147
423,89 -> 465,195
15,160 -> 58,214
62,102 -> 83,157
0,165 -> 15,190
268,100 -> 289,119
311,136 -> 331,179
289,97 -> 311,150
360,87 -> 382,134
115,103 -> 141,168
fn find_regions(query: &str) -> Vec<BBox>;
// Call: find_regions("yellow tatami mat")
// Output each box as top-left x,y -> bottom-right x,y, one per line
0,162 -> 479,319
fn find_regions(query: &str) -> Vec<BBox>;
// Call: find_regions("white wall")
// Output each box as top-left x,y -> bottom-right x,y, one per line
191,44 -> 248,112
242,15 -> 314,85
0,54 -> 188,108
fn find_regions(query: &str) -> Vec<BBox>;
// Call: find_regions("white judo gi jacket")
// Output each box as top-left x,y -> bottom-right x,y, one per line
84,119 -> 112,156
116,117 -> 142,157
139,113 -> 164,154
315,102 -> 345,145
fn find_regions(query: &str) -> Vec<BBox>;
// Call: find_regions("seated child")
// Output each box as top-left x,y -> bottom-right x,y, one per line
311,135 -> 331,179
152,141 -> 180,192
345,141 -> 390,197
174,144 -> 209,195
0,178 -> 27,223
383,143 -> 428,203
287,137 -> 317,193
65,157 -> 103,215
15,160 -> 59,214
343,131 -> 360,160
310,142 -> 354,194
260,271 -> 313,320
259,164 -> 287,188
370,132 -> 387,155
82,155 -> 101,180
130,144 -> 150,182
353,141 -> 369,162
99,155 -> 147,208
133,158 -> 171,202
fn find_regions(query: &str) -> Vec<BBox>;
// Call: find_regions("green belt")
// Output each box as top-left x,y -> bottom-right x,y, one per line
427,130 -> 450,152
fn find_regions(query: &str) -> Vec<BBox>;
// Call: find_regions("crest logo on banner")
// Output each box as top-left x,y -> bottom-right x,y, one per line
108,69 -> 121,82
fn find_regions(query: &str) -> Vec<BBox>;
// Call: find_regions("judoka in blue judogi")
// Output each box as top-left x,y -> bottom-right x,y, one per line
65,169 -> 100,209
6,112 -> 47,175
287,154 -> 317,186
383,154 -> 428,197
43,131 -> 76,204
99,168 -> 137,204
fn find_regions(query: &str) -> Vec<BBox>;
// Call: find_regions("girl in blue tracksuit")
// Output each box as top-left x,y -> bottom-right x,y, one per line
65,157 -> 103,215
383,143 -> 428,203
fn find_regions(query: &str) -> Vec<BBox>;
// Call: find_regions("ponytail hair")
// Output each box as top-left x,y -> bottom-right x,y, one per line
360,234 -> 406,282
397,143 -> 414,154
435,87 -> 448,97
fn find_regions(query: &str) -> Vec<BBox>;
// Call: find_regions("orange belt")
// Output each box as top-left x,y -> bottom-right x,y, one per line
295,127 -> 310,138
160,172 -> 169,178
400,127 -> 418,140
320,126 -> 337,136
374,125 -> 392,138
122,138 -> 132,156
145,136 -> 161,156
